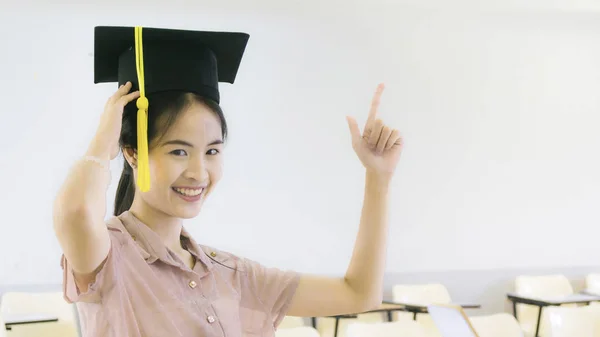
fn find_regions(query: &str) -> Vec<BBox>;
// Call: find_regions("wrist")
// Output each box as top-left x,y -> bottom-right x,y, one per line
365,170 -> 392,189
86,137 -> 112,161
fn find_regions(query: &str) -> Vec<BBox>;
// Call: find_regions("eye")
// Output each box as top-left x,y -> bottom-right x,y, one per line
206,149 -> 220,155
170,149 -> 188,156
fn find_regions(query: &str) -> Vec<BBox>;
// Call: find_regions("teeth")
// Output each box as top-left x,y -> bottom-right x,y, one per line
174,188 -> 203,197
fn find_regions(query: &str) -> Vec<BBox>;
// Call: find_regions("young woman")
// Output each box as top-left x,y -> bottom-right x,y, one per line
53,26 -> 403,337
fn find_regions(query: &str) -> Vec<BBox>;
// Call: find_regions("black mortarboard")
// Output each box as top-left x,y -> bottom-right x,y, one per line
93,26 -> 249,192
94,26 -> 250,104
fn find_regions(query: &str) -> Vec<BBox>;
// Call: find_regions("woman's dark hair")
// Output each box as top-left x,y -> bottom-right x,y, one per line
113,91 -> 227,216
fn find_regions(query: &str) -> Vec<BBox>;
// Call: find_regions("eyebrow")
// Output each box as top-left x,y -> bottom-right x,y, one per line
161,139 -> 223,147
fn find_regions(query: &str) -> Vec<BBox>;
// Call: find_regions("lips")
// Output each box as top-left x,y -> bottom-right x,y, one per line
172,187 -> 204,197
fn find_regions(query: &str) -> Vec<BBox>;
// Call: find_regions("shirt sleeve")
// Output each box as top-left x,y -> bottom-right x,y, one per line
243,258 -> 301,328
61,232 -> 122,304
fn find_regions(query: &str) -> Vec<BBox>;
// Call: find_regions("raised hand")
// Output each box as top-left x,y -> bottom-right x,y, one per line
346,83 -> 403,178
87,82 -> 140,160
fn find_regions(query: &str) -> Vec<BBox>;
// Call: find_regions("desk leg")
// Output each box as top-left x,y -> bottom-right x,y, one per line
534,306 -> 543,337
311,317 -> 317,328
387,311 -> 392,322
512,301 -> 518,320
413,312 -> 418,320
334,318 -> 340,337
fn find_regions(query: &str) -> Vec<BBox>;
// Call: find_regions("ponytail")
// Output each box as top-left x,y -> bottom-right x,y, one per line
113,159 -> 135,216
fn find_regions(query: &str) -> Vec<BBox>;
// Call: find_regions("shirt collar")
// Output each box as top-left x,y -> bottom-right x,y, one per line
113,211 -> 213,276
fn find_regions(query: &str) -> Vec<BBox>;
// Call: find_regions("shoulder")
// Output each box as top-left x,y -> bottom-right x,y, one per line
199,245 -> 248,273
104,216 -> 131,245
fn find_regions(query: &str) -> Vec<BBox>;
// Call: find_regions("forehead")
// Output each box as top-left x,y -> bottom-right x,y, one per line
163,101 -> 222,139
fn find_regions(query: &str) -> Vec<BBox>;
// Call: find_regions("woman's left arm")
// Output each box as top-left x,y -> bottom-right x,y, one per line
287,83 -> 404,317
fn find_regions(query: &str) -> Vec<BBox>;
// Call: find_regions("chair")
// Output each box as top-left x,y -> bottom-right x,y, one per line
314,312 -> 389,337
276,326 -> 321,337
586,273 -> 600,295
584,305 -> 600,333
514,275 -> 573,337
543,306 -> 599,337
279,316 -> 306,329
346,320 -> 431,337
427,304 -> 478,337
0,291 -> 78,337
314,316 -> 356,337
0,315 -> 6,337
392,283 -> 452,336
470,313 -> 524,337
428,304 -> 524,337
585,274 -> 600,308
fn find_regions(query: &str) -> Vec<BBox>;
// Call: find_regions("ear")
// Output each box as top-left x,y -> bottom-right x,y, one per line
122,146 -> 138,169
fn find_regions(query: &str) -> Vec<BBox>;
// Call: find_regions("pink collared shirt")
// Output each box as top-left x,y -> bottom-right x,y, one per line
61,211 -> 300,337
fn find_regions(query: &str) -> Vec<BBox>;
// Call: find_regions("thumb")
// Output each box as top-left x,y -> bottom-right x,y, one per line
346,116 -> 361,142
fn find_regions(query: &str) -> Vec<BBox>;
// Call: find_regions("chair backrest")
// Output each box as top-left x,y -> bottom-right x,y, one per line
275,326 -> 321,337
427,304 -> 478,337
392,283 -> 452,335
393,284 -> 452,305
470,313 -> 524,337
543,306 -> 600,337
514,274 -> 573,337
346,320 -> 430,337
515,275 -> 573,298
586,273 -> 600,294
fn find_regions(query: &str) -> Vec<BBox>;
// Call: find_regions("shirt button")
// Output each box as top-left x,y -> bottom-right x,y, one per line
188,280 -> 197,289
207,315 -> 216,323
210,251 -> 217,257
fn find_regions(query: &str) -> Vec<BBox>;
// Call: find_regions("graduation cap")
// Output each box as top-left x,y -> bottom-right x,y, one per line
94,26 -> 250,192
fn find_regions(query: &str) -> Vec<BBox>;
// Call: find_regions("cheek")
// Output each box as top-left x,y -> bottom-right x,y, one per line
208,158 -> 224,182
149,156 -> 183,187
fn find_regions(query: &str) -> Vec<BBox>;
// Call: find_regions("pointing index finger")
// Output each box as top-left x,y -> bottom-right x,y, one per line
366,83 -> 385,129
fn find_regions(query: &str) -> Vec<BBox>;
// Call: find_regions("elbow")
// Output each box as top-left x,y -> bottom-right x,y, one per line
355,292 -> 383,313
366,293 -> 384,311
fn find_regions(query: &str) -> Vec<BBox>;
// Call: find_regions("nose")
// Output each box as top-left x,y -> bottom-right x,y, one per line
183,156 -> 209,182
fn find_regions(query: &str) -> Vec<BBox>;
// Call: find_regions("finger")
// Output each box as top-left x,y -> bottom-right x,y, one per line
116,91 -> 141,108
376,126 -> 393,154
346,116 -> 361,143
368,118 -> 384,148
364,83 -> 385,132
385,129 -> 402,150
109,81 -> 133,102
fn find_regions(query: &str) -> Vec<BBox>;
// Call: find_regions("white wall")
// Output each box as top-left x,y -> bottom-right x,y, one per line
1,0 -> 600,286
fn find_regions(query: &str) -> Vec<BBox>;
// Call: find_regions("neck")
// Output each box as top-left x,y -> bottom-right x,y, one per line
129,196 -> 185,254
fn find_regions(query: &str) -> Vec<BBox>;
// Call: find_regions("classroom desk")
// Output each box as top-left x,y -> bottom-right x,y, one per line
311,301 -> 481,337
3,313 -> 59,331
507,292 -> 600,337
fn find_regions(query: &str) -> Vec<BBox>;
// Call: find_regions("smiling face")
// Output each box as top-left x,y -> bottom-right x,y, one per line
126,98 -> 225,220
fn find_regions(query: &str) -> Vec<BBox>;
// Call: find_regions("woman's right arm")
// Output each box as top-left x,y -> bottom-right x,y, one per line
52,146 -> 112,276
53,83 -> 139,281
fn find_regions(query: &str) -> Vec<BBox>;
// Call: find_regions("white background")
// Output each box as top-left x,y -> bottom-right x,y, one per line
1,0 -> 600,285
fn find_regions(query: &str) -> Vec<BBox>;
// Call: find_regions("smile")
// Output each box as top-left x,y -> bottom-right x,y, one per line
172,187 -> 204,197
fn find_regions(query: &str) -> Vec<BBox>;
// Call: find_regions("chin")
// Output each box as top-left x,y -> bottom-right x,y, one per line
173,204 -> 204,219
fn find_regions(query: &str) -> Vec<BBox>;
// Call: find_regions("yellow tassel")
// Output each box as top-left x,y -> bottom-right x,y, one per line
136,99 -> 149,192
134,26 -> 151,192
